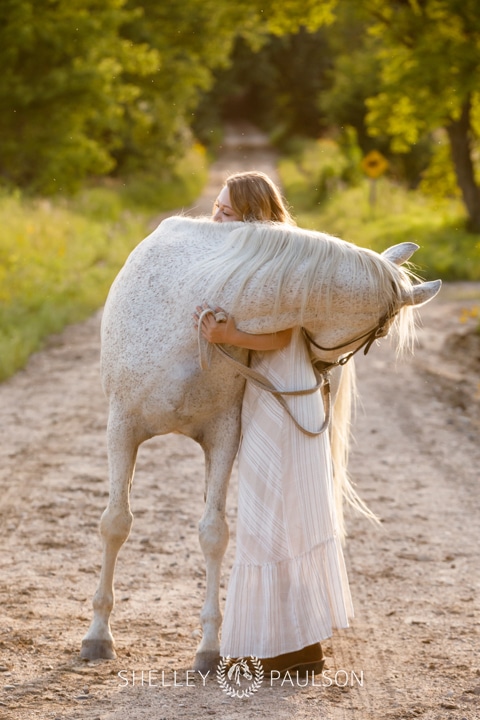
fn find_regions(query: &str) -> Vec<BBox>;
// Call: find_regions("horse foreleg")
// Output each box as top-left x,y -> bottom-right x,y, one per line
193,411 -> 241,673
80,413 -> 140,660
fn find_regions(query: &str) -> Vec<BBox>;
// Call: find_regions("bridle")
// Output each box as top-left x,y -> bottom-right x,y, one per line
197,306 -> 399,437
302,306 -> 399,373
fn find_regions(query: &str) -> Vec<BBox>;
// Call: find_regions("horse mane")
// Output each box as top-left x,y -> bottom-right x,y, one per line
191,220 -> 417,353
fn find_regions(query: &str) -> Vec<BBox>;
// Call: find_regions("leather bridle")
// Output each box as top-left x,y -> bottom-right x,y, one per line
302,306 -> 399,374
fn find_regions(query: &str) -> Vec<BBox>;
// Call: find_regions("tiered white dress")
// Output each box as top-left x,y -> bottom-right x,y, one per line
220,327 -> 353,658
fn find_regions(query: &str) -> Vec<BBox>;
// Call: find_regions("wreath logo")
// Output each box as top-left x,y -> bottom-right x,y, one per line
216,656 -> 264,698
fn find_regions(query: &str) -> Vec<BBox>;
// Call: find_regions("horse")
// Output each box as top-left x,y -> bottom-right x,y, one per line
227,658 -> 253,685
79,216 -> 441,672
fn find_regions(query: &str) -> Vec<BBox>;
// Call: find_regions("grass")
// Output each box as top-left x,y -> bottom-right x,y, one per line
0,144 -> 208,381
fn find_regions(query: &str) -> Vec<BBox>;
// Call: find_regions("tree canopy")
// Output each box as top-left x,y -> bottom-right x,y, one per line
1,0 -> 479,230
0,0 -> 335,193
0,0 -> 159,193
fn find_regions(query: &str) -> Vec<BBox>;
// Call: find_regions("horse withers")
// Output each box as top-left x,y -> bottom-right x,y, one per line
80,216 -> 441,672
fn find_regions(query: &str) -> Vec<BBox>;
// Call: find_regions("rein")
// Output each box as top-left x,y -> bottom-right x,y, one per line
212,342 -> 332,437
302,307 -> 397,368
197,307 -> 396,437
197,308 -> 330,436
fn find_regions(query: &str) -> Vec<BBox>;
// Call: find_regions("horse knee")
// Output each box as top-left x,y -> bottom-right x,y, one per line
100,505 -> 133,547
199,516 -> 229,558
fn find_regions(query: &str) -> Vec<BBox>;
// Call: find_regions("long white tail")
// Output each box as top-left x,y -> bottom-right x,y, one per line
330,360 -> 380,542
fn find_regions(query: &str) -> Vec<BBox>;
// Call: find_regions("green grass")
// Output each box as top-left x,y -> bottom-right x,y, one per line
0,144 -> 208,381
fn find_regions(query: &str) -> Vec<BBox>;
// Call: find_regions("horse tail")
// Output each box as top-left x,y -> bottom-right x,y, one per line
330,360 -> 380,543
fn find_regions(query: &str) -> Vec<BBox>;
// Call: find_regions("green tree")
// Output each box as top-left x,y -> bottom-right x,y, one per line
361,0 -> 480,231
0,0 -> 158,193
115,0 -> 338,170
319,2 -> 433,186
318,2 -> 381,151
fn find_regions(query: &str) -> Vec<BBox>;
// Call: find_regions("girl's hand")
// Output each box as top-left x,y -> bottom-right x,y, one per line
193,303 -> 292,351
193,304 -> 237,344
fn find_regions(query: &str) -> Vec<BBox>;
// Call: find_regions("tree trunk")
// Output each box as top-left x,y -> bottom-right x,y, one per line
446,96 -> 480,234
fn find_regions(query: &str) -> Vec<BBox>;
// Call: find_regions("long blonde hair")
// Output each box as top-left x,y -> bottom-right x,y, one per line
225,171 -> 295,224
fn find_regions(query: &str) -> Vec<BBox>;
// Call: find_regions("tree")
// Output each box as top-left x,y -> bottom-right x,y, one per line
193,29 -> 332,146
115,0 -> 338,170
0,0 -> 158,193
318,2 -> 433,186
361,0 -> 480,231
317,2 -> 382,151
0,0 -> 337,194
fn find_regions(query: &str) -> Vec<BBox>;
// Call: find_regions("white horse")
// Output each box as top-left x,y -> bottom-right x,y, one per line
80,216 -> 441,671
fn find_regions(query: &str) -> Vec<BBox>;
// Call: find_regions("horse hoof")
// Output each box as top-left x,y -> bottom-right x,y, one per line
193,650 -> 220,674
80,638 -> 117,660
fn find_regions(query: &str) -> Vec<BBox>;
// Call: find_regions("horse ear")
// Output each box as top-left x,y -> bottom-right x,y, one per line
405,279 -> 442,306
382,242 -> 419,265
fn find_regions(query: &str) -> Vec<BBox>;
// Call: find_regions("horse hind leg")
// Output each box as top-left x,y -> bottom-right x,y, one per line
193,410 -> 241,673
80,412 -> 141,660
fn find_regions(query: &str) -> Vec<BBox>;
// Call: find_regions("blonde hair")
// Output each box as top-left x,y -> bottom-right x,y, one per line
225,171 -> 295,224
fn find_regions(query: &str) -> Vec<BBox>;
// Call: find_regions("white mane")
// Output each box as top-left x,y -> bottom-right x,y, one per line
192,220 -> 416,332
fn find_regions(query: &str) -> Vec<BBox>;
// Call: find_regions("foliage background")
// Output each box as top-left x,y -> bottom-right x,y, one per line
1,0 -> 478,214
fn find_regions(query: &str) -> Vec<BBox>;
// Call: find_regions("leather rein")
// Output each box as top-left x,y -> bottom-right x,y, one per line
197,307 -> 398,437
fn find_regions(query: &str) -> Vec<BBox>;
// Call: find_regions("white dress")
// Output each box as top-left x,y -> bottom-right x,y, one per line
220,327 -> 353,658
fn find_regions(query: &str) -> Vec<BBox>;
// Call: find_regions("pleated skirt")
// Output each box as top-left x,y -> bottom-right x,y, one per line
220,328 -> 353,658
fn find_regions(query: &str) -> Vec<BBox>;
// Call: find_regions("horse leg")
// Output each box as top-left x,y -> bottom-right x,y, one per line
193,409 -> 241,673
80,411 -> 141,660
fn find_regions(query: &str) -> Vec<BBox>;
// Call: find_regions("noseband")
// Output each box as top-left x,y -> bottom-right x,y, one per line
302,307 -> 398,373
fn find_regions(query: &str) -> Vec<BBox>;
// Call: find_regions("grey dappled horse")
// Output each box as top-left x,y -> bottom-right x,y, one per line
80,217 -> 441,671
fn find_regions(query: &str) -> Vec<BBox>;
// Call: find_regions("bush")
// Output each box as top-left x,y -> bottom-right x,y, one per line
0,192 -> 145,380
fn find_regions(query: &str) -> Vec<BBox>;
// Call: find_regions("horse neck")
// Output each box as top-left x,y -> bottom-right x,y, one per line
224,279 -> 306,334
228,268 -> 389,349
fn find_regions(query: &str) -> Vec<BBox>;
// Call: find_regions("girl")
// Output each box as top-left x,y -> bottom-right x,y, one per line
194,171 -> 353,675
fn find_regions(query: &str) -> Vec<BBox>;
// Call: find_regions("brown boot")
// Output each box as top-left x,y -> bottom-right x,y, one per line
260,642 -> 324,677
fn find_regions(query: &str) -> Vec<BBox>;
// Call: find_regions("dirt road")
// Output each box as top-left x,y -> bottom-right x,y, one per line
1,126 -> 479,720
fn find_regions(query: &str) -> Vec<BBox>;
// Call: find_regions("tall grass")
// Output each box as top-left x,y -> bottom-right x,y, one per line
0,144 -> 208,381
